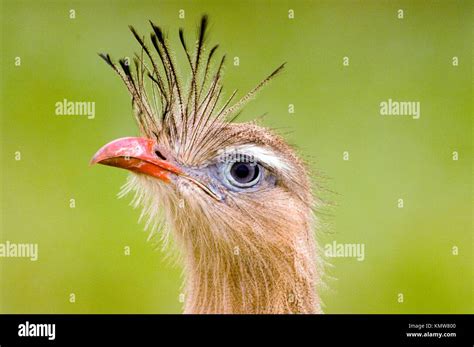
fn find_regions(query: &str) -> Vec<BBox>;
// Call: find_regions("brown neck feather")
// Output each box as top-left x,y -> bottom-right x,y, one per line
179,217 -> 320,314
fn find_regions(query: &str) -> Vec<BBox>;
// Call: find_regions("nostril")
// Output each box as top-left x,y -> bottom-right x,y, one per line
154,149 -> 166,160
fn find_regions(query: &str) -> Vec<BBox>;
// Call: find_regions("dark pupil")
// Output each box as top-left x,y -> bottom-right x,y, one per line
230,162 -> 259,184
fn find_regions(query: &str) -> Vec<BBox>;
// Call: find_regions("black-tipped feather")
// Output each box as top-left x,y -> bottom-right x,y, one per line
98,15 -> 285,164
98,53 -> 115,68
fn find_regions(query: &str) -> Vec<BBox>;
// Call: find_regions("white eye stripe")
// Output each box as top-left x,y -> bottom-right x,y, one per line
222,145 -> 289,172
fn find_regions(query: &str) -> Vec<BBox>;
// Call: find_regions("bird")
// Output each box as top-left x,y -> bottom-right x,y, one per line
91,15 -> 322,314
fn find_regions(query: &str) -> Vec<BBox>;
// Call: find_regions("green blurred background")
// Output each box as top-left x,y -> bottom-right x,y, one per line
0,0 -> 472,313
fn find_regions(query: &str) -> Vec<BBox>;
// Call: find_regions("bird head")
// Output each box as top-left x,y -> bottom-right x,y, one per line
92,16 -> 319,313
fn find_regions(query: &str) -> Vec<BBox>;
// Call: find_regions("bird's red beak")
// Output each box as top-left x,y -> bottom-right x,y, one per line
90,137 -> 181,182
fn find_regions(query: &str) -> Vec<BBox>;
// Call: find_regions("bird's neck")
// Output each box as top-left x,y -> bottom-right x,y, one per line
180,224 -> 321,314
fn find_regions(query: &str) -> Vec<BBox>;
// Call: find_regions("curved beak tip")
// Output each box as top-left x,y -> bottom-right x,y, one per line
89,153 -> 100,166
89,137 -> 181,183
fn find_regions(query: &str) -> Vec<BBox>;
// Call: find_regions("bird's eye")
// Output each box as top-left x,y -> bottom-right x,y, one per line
225,162 -> 262,188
